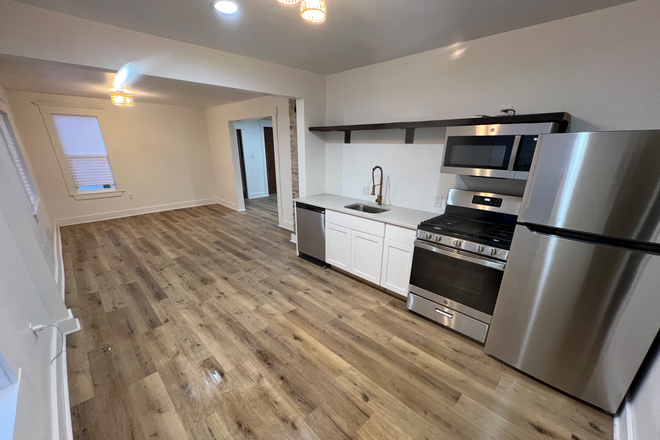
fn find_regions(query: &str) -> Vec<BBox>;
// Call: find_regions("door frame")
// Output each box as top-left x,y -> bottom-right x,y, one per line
227,106 -> 289,229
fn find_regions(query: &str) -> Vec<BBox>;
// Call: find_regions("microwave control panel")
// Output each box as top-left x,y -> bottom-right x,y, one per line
514,135 -> 540,171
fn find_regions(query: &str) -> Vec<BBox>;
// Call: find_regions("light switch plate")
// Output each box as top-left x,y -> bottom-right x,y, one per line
434,196 -> 444,208
363,185 -> 371,195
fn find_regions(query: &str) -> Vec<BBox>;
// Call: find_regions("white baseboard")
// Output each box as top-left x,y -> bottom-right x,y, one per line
216,197 -> 239,211
54,340 -> 74,440
56,308 -> 81,336
248,192 -> 269,199
290,233 -> 297,244
614,396 -> 634,440
279,220 -> 295,232
55,198 -> 224,226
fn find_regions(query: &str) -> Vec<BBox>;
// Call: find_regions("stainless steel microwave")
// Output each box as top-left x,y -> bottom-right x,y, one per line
441,122 -> 558,180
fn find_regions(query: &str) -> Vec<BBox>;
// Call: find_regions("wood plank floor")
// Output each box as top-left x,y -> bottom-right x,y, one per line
63,196 -> 613,440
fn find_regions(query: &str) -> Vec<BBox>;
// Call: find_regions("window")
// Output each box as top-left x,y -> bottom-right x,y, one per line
40,106 -> 122,200
0,112 -> 39,212
51,115 -> 116,191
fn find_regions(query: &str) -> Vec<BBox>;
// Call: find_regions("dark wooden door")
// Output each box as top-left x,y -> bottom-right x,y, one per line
263,127 -> 277,195
236,129 -> 248,199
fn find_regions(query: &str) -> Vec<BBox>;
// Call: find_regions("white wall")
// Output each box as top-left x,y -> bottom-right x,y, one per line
616,342 -> 660,440
324,0 -> 660,207
236,118 -> 272,200
206,96 -> 294,230
326,0 -> 660,133
0,85 -> 73,440
326,128 -> 527,212
0,0 -> 327,198
7,91 -> 218,225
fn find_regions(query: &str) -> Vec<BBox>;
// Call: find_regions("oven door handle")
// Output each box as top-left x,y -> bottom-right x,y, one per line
414,240 -> 506,271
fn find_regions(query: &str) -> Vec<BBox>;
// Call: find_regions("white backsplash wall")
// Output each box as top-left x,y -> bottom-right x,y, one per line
325,140 -> 527,213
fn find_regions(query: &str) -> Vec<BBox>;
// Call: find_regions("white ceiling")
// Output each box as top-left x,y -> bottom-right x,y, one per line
14,0 -> 634,74
0,56 -> 266,107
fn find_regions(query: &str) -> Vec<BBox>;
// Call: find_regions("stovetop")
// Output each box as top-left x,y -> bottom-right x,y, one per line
418,213 -> 515,248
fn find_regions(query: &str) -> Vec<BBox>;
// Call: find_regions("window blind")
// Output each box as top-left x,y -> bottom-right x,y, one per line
52,115 -> 115,188
0,113 -> 39,211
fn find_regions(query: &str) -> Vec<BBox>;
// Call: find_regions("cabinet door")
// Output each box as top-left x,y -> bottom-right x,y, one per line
350,230 -> 384,284
325,222 -> 351,270
380,239 -> 414,297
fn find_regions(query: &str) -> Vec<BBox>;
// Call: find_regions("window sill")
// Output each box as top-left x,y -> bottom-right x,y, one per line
72,190 -> 124,201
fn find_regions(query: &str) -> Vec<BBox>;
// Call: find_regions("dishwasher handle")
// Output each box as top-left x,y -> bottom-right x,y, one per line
296,202 -> 325,214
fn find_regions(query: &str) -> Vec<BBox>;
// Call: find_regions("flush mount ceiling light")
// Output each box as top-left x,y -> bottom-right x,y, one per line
110,90 -> 134,106
212,0 -> 239,14
278,0 -> 299,4
301,0 -> 326,22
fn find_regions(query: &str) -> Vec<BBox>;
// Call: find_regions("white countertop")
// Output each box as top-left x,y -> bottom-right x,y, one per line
294,194 -> 437,230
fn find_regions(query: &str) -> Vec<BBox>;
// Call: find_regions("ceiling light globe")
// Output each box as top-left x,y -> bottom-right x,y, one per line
212,0 -> 239,15
301,0 -> 326,23
278,0 -> 299,4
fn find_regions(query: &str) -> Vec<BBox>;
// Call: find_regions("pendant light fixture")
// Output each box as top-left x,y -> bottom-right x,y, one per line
278,0 -> 299,4
110,90 -> 134,106
300,0 -> 326,22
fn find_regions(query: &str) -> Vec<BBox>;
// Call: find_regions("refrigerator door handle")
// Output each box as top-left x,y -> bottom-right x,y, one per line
521,223 -> 660,255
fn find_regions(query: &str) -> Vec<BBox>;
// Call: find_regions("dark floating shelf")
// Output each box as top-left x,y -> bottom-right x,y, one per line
310,112 -> 571,144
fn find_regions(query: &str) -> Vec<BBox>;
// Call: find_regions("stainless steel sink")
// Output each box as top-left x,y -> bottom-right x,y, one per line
344,203 -> 390,214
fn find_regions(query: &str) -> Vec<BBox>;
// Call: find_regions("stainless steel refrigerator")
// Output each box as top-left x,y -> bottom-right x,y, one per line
485,130 -> 660,414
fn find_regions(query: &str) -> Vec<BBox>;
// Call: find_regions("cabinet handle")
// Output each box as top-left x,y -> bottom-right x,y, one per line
435,309 -> 453,319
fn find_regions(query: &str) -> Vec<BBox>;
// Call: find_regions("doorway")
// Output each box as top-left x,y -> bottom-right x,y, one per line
263,126 -> 277,196
234,117 -> 278,222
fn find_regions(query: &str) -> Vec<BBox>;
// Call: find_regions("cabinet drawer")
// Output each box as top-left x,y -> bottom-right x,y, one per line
407,293 -> 489,343
385,224 -> 417,245
326,210 -> 385,237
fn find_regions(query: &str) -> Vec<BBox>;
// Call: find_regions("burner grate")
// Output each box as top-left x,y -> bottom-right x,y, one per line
424,214 -> 465,230
477,224 -> 515,245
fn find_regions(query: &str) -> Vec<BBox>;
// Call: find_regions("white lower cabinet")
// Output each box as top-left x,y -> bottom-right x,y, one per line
380,239 -> 414,297
350,230 -> 384,284
325,222 -> 351,270
325,211 -> 416,290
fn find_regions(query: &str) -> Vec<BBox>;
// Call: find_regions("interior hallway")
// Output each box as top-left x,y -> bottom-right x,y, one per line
62,203 -> 612,440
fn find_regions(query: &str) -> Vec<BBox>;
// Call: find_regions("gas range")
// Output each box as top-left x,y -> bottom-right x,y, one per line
416,214 -> 515,261
407,189 -> 523,343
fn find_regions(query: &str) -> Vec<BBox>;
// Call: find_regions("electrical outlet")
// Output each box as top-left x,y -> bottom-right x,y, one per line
129,194 -> 134,200
363,185 -> 371,195
498,105 -> 514,115
434,196 -> 444,208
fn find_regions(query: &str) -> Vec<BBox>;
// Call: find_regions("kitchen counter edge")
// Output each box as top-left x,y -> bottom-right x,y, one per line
294,194 -> 437,230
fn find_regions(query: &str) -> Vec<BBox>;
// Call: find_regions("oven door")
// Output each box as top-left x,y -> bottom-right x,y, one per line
409,240 -> 505,323
441,134 -> 520,178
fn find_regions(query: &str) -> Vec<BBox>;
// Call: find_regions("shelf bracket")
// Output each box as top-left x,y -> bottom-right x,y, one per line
344,130 -> 351,144
405,128 -> 415,144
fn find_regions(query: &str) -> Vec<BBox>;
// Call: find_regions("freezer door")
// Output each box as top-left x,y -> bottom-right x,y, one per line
520,131 -> 660,243
485,225 -> 660,413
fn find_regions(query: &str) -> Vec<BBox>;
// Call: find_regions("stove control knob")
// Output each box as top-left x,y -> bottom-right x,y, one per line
488,248 -> 498,256
475,245 -> 485,253
434,235 -> 442,242
453,240 -> 462,247
425,232 -> 432,239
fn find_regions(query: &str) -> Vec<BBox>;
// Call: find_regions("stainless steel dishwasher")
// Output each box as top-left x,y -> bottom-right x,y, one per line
295,202 -> 327,267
